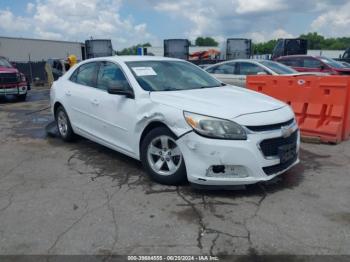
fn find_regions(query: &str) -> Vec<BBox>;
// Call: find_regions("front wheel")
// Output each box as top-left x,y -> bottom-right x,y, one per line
17,93 -> 27,101
141,127 -> 187,185
55,106 -> 75,142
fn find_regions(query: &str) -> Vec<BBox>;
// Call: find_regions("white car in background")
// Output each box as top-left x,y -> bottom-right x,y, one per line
50,56 -> 299,188
205,59 -> 318,87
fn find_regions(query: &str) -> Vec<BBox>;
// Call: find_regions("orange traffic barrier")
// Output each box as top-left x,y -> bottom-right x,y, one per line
246,75 -> 350,143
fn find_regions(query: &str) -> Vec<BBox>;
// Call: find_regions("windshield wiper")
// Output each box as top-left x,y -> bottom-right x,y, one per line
155,87 -> 178,92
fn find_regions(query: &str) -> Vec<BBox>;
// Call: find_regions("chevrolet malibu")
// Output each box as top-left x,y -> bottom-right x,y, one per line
50,56 -> 300,187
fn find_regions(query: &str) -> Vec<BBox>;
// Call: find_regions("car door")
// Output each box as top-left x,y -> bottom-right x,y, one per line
302,57 -> 331,73
278,57 -> 303,72
206,62 -> 239,86
65,62 -> 99,135
93,61 -> 137,154
235,62 -> 269,87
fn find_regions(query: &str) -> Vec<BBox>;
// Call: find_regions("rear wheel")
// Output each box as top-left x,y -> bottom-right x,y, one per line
55,106 -> 75,142
141,127 -> 187,185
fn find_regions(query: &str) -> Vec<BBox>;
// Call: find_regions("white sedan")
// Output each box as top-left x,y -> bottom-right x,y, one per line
205,59 -> 309,87
50,56 -> 299,187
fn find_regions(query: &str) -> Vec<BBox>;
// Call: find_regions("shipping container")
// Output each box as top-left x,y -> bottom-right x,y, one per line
164,39 -> 190,60
85,39 -> 113,59
226,38 -> 252,60
0,36 -> 84,62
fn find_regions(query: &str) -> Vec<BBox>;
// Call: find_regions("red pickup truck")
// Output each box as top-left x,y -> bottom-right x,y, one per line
0,56 -> 29,101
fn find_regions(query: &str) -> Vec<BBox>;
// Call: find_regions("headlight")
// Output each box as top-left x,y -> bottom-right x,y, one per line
20,73 -> 26,82
184,112 -> 247,140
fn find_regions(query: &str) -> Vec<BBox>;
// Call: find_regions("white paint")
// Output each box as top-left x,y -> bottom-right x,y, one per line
51,55 -> 299,186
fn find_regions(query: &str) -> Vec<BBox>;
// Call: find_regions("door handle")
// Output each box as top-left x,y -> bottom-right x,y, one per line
65,90 -> 72,96
91,99 -> 99,106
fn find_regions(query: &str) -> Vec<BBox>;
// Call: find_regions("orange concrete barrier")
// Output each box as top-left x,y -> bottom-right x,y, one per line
246,75 -> 350,143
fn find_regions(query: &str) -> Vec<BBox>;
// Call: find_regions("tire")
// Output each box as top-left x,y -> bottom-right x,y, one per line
55,106 -> 75,142
140,127 -> 187,185
17,94 -> 27,101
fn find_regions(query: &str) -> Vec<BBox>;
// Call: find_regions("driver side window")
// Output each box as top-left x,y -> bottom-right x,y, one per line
207,63 -> 235,74
303,58 -> 322,69
97,62 -> 130,91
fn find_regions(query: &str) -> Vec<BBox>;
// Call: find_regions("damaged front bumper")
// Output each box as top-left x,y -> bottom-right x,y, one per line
177,128 -> 300,186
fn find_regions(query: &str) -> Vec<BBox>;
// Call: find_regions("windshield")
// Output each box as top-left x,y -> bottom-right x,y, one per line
259,60 -> 297,74
319,57 -> 346,69
126,60 -> 222,91
0,57 -> 12,68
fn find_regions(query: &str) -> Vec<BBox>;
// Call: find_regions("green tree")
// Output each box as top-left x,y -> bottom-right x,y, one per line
117,43 -> 152,55
253,40 -> 277,54
299,32 -> 324,49
195,37 -> 219,47
299,32 -> 350,50
252,32 -> 350,54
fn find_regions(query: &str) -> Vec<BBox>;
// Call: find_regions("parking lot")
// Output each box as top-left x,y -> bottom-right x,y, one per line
0,87 -> 349,256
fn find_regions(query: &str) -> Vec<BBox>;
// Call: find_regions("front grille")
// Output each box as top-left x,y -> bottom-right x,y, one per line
0,73 -> 18,84
260,130 -> 298,157
246,119 -> 294,132
263,155 -> 297,175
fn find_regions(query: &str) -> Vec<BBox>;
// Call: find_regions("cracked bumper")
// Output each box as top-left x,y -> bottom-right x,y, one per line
177,129 -> 300,186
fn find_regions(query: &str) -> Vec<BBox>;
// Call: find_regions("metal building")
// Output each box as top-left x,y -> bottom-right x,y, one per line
0,36 -> 85,62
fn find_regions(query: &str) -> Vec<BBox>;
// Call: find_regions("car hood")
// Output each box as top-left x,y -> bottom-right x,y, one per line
150,86 -> 286,120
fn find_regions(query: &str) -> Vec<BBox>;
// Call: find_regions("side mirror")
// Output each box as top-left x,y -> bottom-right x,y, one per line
11,62 -> 16,68
107,85 -> 134,99
320,65 -> 326,70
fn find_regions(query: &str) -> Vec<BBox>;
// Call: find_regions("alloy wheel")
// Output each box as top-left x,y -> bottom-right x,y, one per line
57,111 -> 68,137
147,135 -> 182,176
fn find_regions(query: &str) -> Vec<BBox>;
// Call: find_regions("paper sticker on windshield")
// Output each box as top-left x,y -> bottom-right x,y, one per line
132,67 -> 157,76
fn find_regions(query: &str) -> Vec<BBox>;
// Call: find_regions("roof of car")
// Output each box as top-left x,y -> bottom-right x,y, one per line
205,59 -> 274,69
86,55 -> 183,63
277,55 -> 318,59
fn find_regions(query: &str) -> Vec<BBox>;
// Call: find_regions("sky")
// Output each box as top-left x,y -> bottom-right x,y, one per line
0,0 -> 349,50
